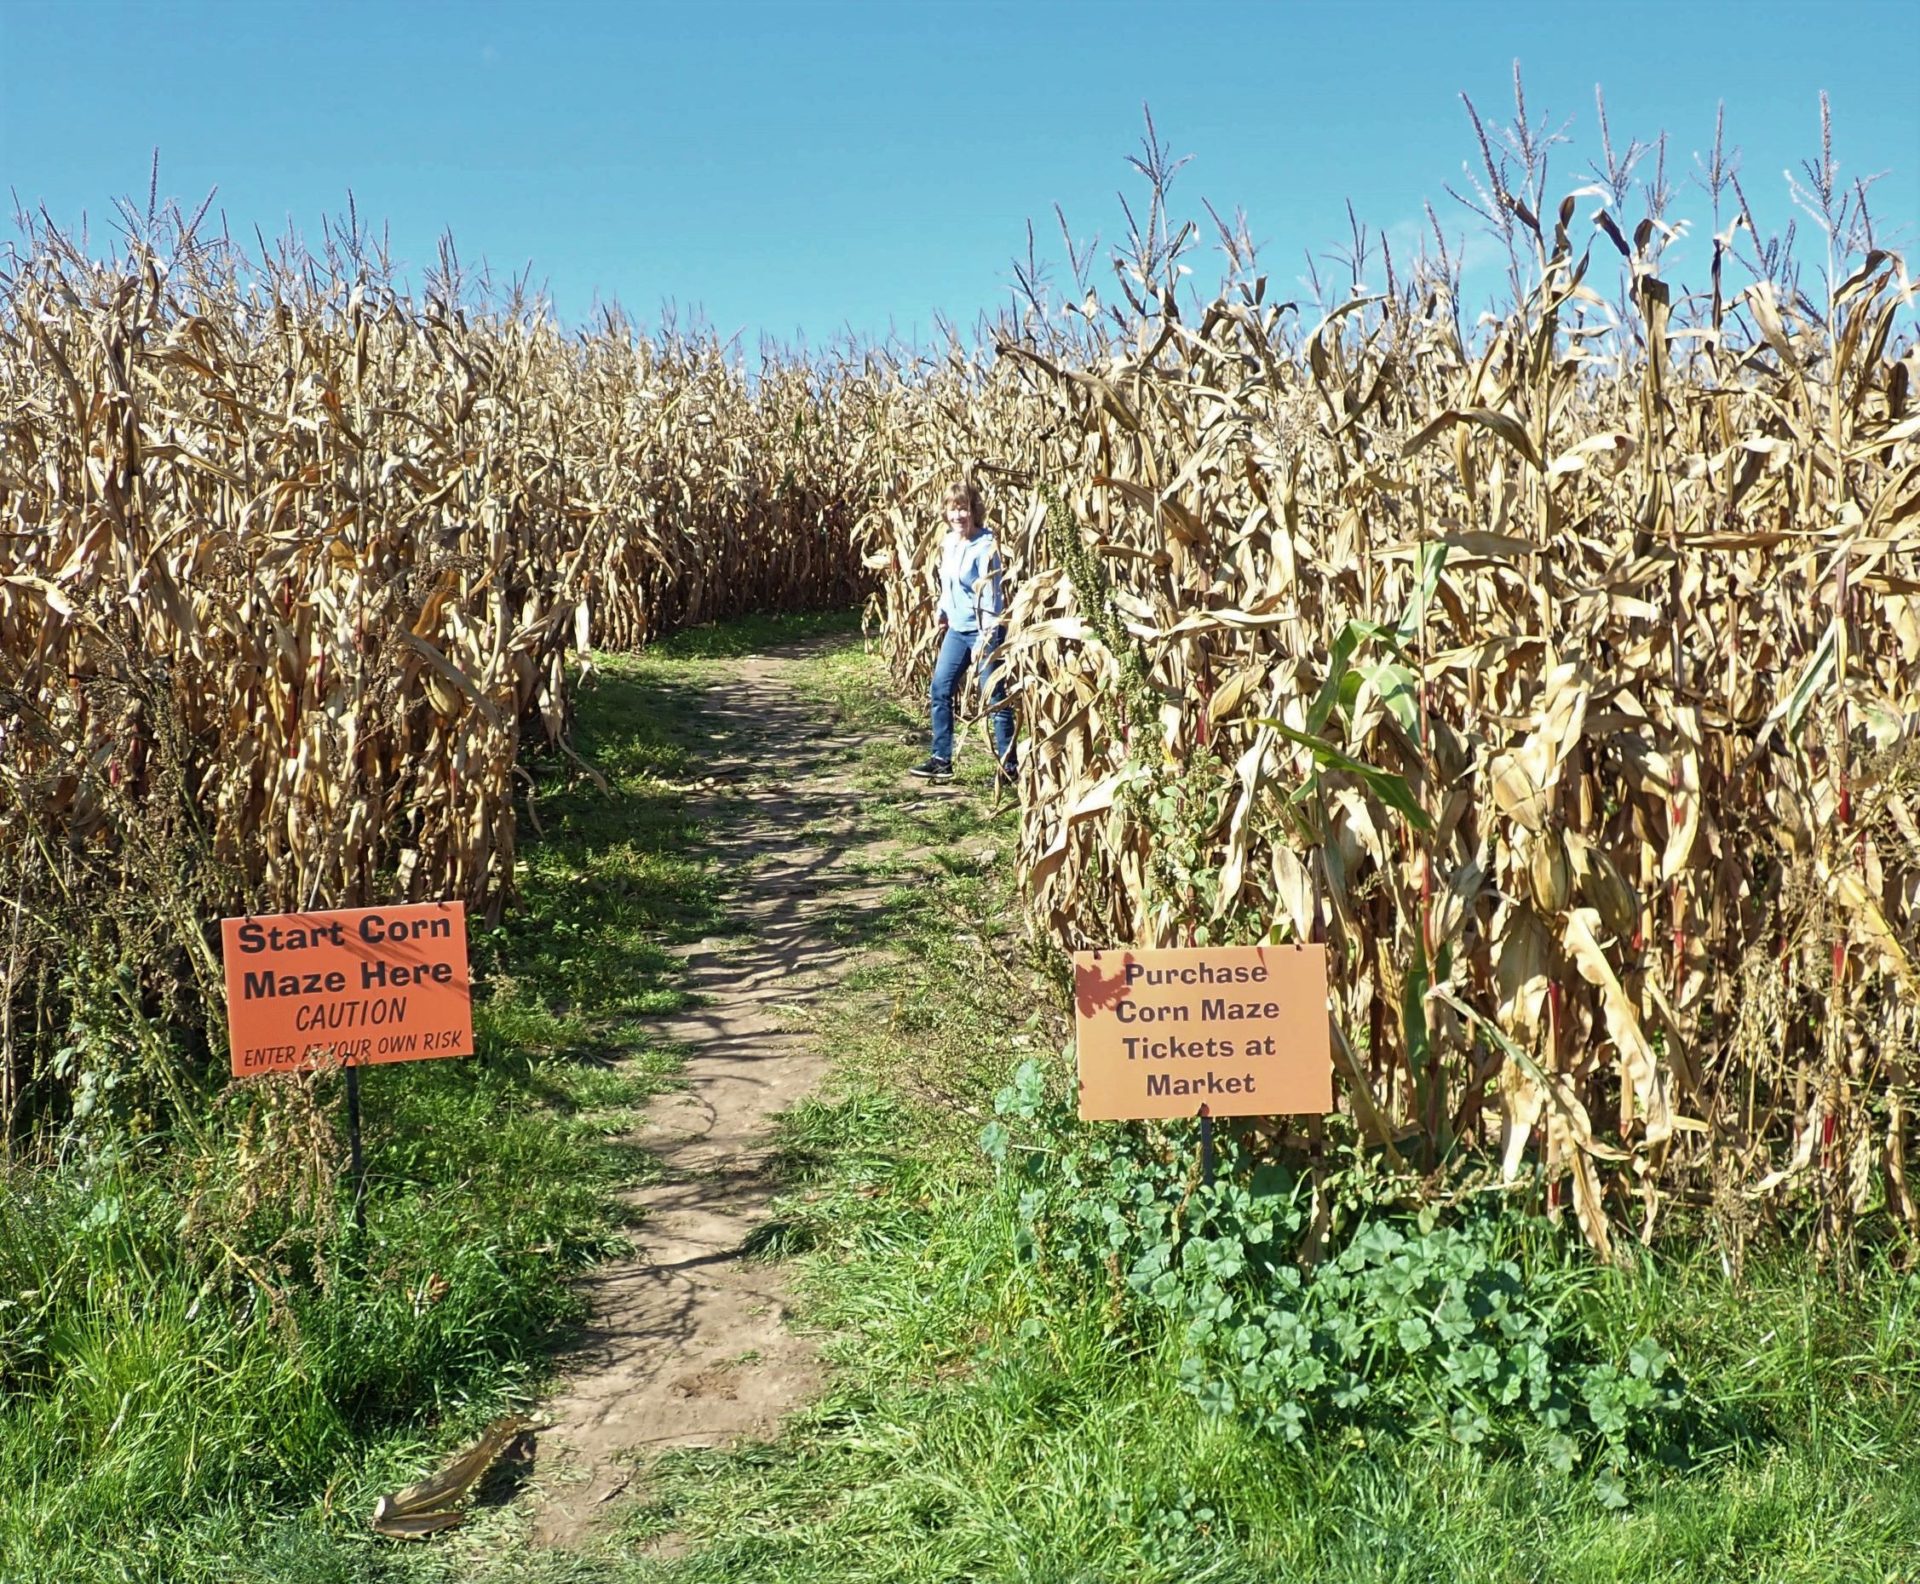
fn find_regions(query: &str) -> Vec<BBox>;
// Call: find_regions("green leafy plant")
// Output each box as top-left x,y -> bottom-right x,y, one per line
987,1057 -> 1701,1485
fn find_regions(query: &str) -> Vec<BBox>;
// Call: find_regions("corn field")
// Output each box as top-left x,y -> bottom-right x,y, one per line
858,113 -> 1920,1256
0,212 -> 866,1141
7,100 -> 1919,1259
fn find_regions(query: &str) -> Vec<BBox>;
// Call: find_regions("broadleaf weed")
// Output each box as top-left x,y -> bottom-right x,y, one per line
989,1059 -> 1709,1480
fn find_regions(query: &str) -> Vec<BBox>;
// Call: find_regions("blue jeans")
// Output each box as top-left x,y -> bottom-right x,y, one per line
930,624 -> 1015,768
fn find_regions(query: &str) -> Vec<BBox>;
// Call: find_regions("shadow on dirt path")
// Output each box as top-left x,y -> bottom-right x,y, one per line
526,634 -> 910,1547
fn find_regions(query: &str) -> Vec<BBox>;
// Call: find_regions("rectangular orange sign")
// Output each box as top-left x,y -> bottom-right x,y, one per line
1074,944 -> 1332,1120
221,902 -> 475,1077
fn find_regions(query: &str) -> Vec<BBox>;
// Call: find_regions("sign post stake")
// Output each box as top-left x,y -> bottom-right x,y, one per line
344,1062 -> 368,1235
1199,1105 -> 1215,1188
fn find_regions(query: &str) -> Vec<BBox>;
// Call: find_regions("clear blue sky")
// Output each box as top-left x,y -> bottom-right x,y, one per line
4,0 -> 1915,347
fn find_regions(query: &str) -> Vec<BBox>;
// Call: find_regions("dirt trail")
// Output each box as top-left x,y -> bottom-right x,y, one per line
528,638 -> 899,1547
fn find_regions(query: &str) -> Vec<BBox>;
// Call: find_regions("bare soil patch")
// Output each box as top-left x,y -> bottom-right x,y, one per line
527,638 -> 893,1547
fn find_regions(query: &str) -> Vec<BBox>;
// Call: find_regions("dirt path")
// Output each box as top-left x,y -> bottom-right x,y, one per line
527,639 -> 897,1547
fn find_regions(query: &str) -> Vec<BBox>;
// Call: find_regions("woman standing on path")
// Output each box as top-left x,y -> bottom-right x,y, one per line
910,480 -> 1017,787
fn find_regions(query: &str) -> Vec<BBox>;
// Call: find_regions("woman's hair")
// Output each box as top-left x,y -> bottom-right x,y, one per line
942,480 -> 985,526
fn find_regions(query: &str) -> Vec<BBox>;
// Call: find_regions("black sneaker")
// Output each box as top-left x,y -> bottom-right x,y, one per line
909,757 -> 953,782
994,764 -> 1018,791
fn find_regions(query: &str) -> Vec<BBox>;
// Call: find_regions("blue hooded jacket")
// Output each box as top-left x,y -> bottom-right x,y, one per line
937,528 -> 1005,634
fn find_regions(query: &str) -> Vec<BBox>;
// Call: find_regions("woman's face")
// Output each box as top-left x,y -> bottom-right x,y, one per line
945,500 -> 976,535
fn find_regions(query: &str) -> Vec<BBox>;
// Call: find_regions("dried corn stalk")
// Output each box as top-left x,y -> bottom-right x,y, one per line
861,181 -> 1919,1253
0,214 -> 869,1139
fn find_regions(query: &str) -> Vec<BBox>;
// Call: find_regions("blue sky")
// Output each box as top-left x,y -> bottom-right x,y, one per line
3,0 -> 1915,347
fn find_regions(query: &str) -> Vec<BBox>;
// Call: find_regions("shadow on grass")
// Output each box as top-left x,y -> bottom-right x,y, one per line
470,1426 -> 541,1511
490,619 -> 916,1432
474,657 -> 732,1062
646,607 -> 863,662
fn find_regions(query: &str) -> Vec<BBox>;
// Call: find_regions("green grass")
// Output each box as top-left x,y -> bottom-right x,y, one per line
8,609 -> 1917,1584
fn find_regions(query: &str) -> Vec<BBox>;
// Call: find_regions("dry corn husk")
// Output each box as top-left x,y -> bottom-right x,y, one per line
370,1415 -> 531,1540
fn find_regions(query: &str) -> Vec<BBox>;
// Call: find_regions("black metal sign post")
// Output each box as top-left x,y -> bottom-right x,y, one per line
345,1062 -> 368,1234
1199,1104 -> 1215,1188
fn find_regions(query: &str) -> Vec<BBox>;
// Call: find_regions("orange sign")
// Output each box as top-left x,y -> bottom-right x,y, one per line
221,902 -> 475,1077
1074,944 -> 1332,1120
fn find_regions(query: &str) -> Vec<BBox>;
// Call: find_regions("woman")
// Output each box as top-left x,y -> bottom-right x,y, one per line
910,480 -> 1016,787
